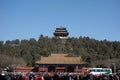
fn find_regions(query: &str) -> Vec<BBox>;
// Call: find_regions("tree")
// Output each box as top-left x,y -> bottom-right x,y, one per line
0,41 -> 4,54
96,64 -> 107,68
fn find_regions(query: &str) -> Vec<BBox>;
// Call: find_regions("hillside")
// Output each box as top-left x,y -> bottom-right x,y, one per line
0,35 -> 120,69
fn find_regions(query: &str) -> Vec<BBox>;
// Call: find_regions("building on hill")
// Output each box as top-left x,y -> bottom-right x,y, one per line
53,26 -> 69,39
36,53 -> 85,72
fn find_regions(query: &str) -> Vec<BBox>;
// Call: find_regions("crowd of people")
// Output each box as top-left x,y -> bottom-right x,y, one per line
0,72 -> 120,80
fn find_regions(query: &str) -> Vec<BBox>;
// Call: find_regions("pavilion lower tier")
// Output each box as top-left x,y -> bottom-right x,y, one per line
37,64 -> 85,72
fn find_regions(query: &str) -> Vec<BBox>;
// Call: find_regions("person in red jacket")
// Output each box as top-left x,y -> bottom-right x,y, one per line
22,75 -> 29,80
35,73 -> 43,80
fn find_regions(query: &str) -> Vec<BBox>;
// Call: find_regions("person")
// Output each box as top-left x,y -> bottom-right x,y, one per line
5,74 -> 12,80
0,74 -> 6,80
0,68 -> 6,80
44,72 -> 52,80
22,75 -> 29,80
35,73 -> 43,80
74,74 -> 82,80
17,75 -> 23,80
52,73 -> 59,80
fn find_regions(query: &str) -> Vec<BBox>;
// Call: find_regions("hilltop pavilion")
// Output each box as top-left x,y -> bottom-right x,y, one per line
54,26 -> 69,39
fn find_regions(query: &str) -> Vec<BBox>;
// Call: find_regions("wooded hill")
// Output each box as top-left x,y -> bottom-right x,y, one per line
0,35 -> 120,69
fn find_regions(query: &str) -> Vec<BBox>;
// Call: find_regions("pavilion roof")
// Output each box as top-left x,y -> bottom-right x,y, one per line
36,53 -> 84,64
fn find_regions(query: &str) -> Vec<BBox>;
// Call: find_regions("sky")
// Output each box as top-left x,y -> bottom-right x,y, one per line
0,0 -> 120,42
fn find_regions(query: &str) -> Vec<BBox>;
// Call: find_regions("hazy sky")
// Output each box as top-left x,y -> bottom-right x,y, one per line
0,0 -> 120,41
